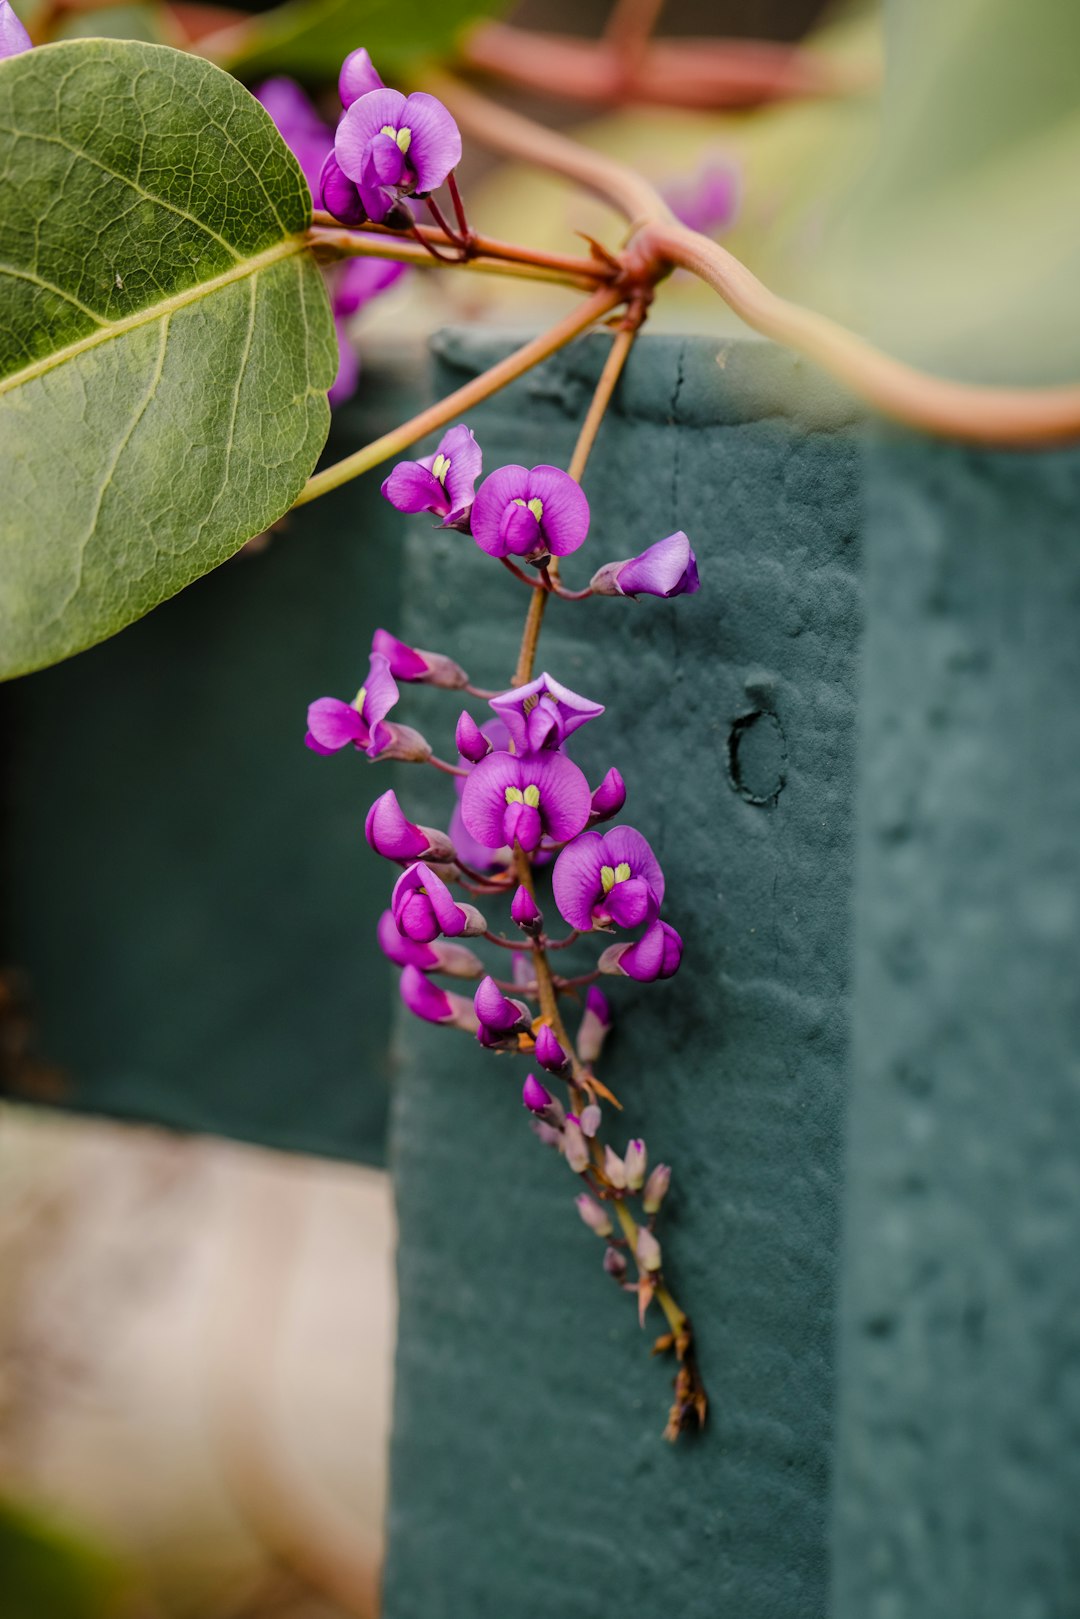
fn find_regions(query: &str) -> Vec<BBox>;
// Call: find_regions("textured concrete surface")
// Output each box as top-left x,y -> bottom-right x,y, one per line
0,360 -> 420,1165
832,436 -> 1080,1619
381,333 -> 862,1618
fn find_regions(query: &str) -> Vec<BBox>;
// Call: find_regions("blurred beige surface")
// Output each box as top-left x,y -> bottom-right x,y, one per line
0,1106 -> 395,1618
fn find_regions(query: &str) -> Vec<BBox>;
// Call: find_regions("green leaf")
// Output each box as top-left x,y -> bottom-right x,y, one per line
0,40 -> 336,680
217,0 -> 509,82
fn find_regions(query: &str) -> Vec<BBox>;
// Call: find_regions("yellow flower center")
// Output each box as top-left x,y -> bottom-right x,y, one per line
351,684 -> 367,711
379,124 -> 412,154
600,862 -> 632,893
431,453 -> 451,484
505,784 -> 541,807
512,497 -> 544,523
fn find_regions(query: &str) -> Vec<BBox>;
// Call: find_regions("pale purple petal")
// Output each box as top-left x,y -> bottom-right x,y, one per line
470,464 -> 530,557
500,504 -> 543,557
524,465 -> 590,557
318,151 -> 367,226
339,46 -> 384,109
328,314 -> 360,407
491,673 -> 603,754
552,831 -> 606,930
606,532 -> 701,598
378,909 -> 439,969
437,424 -> 483,517
335,256 -> 405,318
449,798 -> 505,871
254,77 -> 330,197
306,696 -> 367,752
400,91 -> 462,191
335,88 -> 409,178
364,132 -> 407,188
360,652 -> 399,729
0,0 -> 31,56
618,920 -> 683,981
600,825 -> 666,908
520,752 -> 593,843
460,751 -> 522,849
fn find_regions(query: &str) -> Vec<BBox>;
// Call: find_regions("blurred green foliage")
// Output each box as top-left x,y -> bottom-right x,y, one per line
0,1499 -> 135,1619
216,0 -> 510,79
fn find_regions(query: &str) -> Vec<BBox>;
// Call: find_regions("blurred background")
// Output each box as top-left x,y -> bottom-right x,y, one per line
4,0 -> 1078,1609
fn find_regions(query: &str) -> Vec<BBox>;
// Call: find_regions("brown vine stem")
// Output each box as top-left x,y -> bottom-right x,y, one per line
291,287 -> 622,509
460,23 -> 869,109
310,212 -> 614,285
309,226 -> 602,290
430,70 -> 1080,446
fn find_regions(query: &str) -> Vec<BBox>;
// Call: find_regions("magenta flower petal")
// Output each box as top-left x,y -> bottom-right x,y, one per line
372,629 -> 428,681
328,314 -> 360,407
400,965 -> 454,1023
391,863 -> 471,941
617,920 -> 683,981
474,976 -> 529,1037
377,909 -> 439,969
552,825 -> 664,930
254,78 -> 330,198
469,464 -> 529,558
336,88 -> 409,177
591,531 -> 701,599
599,826 -> 665,908
455,711 -> 490,764
490,673 -> 604,755
589,767 -> 626,823
461,750 -> 592,852
318,150 -> 367,226
522,1073 -> 553,1113
0,0 -> 31,55
382,461 -> 448,515
339,46 -> 384,108
523,465 -> 590,556
549,830 -> 604,931
437,424 -> 483,518
399,91 -> 462,191
306,695 -> 368,752
365,789 -> 431,861
471,464 -> 590,560
362,652 -> 399,730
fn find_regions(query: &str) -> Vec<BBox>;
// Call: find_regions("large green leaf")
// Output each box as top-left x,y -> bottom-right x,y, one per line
216,0 -> 509,82
0,39 -> 336,680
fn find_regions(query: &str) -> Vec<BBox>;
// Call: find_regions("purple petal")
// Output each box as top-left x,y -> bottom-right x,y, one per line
0,0 -> 32,56
500,504 -> 543,558
524,466 -> 590,557
474,976 -> 526,1034
599,825 -> 665,908
436,424 -> 483,518
604,877 -> 656,929
400,91 -> 462,192
328,314 -> 360,407
619,921 -> 683,981
503,799 -> 543,853
455,710 -> 490,764
318,151 -> 367,226
365,789 -> 430,861
335,88 -> 409,179
400,964 -> 454,1023
552,831 -> 606,930
521,751 -> 593,843
460,751 -> 523,849
253,78 -> 331,198
616,532 -> 700,598
364,132 -> 408,188
361,652 -> 399,728
420,864 -> 470,937
491,673 -> 603,754
589,767 -> 626,821
339,46 -> 384,109
377,909 -> 439,969
381,460 -> 449,516
449,798 -> 506,871
306,695 -> 367,752
335,256 -> 406,318
470,464 -> 529,557
522,1073 -> 553,1113
372,629 -> 430,680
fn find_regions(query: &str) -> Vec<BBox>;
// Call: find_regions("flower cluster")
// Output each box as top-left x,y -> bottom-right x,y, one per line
307,410 -> 705,1436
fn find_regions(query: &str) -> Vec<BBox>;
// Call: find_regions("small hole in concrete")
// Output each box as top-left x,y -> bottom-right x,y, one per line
727,711 -> 787,806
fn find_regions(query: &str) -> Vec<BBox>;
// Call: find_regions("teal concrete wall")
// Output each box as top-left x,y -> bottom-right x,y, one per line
381,333 -> 862,1618
0,360 -> 419,1165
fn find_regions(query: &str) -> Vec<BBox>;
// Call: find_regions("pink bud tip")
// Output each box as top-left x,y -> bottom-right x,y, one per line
510,884 -> 542,930
522,1073 -> 553,1113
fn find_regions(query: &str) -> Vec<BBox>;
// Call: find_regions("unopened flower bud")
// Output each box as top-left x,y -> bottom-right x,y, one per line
372,629 -> 468,689
475,976 -> 531,1041
562,1118 -> 589,1174
371,722 -> 432,764
624,1138 -> 647,1191
534,1024 -> 569,1075
580,1103 -> 602,1138
642,1163 -> 671,1214
510,884 -> 542,934
588,767 -> 626,825
599,920 -> 683,982
455,710 -> 491,764
576,986 -> 612,1064
365,789 -> 454,863
399,966 -> 478,1033
522,1072 -> 553,1113
575,1193 -> 613,1238
603,1246 -> 628,1281
604,1145 -> 627,1190
636,1226 -> 662,1273
588,532 -> 700,600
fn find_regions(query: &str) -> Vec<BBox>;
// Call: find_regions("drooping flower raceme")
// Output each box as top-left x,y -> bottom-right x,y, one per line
461,749 -> 592,855
381,425 -> 482,526
470,464 -> 590,562
552,826 -> 665,931
490,672 -> 603,754
331,87 -> 462,225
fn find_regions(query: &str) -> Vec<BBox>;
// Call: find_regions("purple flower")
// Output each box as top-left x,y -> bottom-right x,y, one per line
400,965 -> 478,1031
552,826 -> 665,932
663,156 -> 740,236
522,1073 -> 554,1114
455,711 -> 492,765
381,424 -> 482,525
490,673 -> 603,755
0,0 -> 30,55
474,976 -> 531,1043
376,910 -> 482,977
471,465 -> 590,562
461,749 -> 592,856
624,1138 -> 647,1190
339,45 -> 384,108
371,627 -> 467,689
590,532 -> 701,599
600,920 -> 683,982
588,767 -> 626,824
365,788 -> 453,863
576,986 -> 612,1064
534,1024 -> 569,1075
305,652 -> 399,757
391,863 -> 485,943
510,885 -> 542,934
254,78 -> 331,198
334,87 -> 462,224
